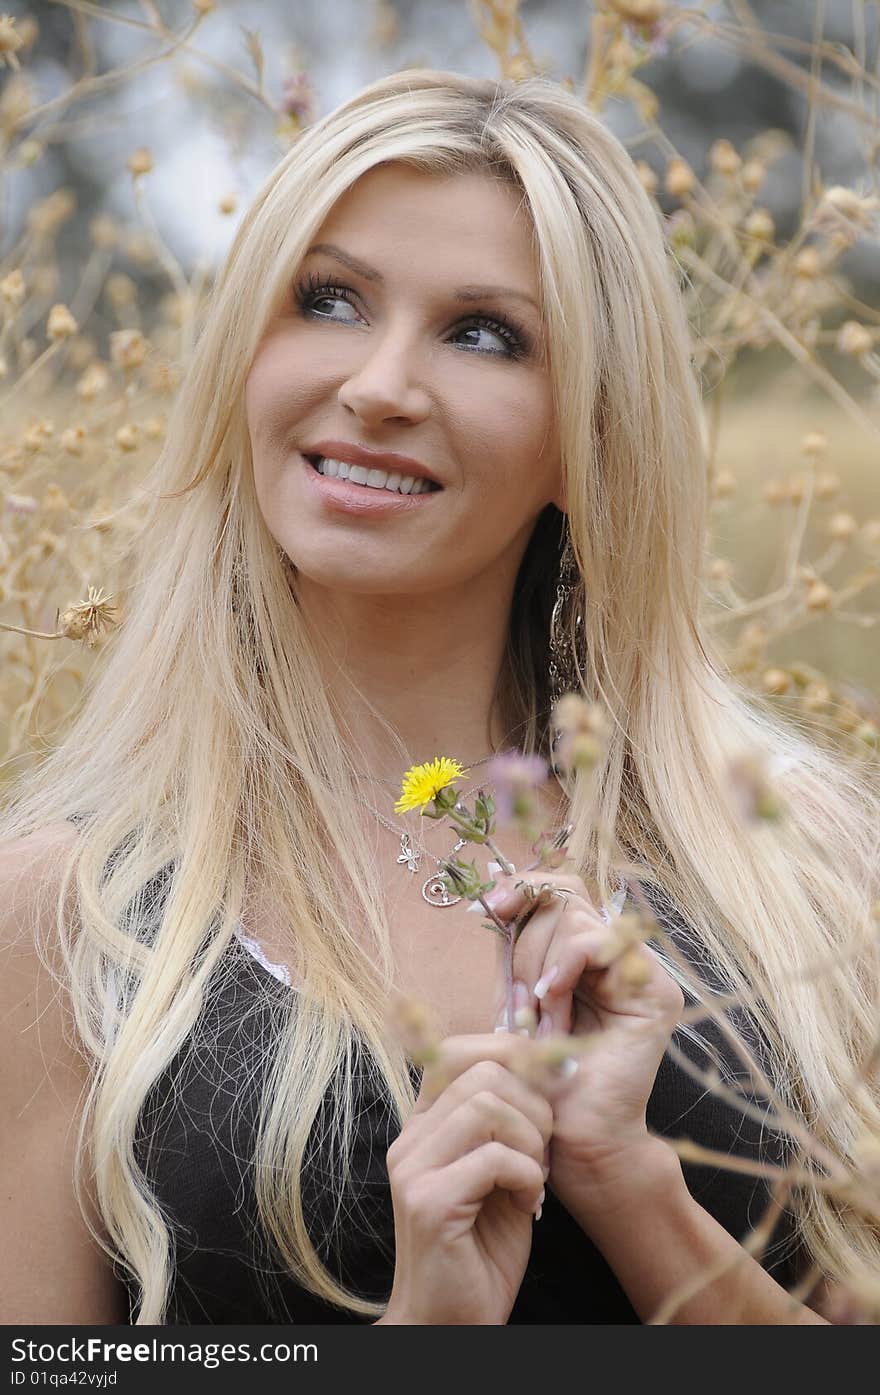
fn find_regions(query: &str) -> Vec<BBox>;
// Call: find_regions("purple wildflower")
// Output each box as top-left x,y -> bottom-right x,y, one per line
280,71 -> 315,122
623,21 -> 669,58
484,750 -> 550,824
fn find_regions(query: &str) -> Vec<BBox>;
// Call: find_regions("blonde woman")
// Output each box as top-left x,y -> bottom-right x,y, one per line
1,70 -> 878,1327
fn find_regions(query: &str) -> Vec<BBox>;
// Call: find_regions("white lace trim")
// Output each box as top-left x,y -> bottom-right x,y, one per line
233,924 -> 292,987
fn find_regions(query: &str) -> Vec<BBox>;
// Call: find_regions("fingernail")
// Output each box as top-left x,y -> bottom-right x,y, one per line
534,964 -> 560,1000
513,980 -> 530,1011
483,886 -> 509,910
494,1003 -> 510,1031
536,1010 -> 553,1038
534,1200 -> 543,1222
559,1056 -> 579,1079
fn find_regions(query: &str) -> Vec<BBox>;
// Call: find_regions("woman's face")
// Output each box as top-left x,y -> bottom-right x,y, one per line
245,163 -> 563,596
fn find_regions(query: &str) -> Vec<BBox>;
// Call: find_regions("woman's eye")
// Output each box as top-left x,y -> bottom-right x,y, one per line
294,275 -> 527,359
300,287 -> 360,323
453,320 -> 522,357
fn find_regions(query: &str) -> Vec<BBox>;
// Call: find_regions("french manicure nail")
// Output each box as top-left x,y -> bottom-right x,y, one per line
513,980 -> 530,1011
483,886 -> 509,910
534,964 -> 560,1000
534,1202 -> 543,1222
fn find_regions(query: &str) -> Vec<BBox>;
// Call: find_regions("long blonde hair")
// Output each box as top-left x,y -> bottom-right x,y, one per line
2,70 -> 879,1322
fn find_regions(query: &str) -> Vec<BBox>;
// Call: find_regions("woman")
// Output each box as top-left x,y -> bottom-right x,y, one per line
1,70 -> 878,1326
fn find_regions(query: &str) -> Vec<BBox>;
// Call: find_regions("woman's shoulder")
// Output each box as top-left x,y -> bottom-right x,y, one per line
0,819 -> 82,966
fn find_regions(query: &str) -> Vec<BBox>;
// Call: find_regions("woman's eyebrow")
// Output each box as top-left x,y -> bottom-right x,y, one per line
305,241 -> 539,310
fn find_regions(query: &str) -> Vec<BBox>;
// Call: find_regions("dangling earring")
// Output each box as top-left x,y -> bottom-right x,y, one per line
548,521 -> 582,707
548,521 -> 584,772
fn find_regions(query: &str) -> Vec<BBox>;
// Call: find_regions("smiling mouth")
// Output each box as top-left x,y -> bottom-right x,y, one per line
303,453 -> 443,495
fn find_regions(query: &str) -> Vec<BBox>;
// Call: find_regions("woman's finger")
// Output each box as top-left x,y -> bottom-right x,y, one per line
530,924 -> 611,1034
508,896 -> 610,1032
536,928 -> 683,1024
403,1090 -> 547,1178
441,1141 -> 546,1216
413,1040 -> 553,1139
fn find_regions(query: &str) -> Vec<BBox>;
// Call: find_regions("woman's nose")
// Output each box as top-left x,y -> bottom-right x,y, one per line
337,329 -> 431,423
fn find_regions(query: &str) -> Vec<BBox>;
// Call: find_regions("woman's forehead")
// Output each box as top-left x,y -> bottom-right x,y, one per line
306,166 -> 542,299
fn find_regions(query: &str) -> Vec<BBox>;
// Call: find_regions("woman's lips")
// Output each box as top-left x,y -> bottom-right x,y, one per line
300,452 -> 444,517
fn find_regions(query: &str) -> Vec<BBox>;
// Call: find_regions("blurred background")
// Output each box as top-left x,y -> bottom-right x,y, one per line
1,0 -> 879,776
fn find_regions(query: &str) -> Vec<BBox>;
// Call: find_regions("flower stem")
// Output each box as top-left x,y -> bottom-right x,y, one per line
0,621 -> 63,640
443,791 -> 570,1029
484,835 -> 516,875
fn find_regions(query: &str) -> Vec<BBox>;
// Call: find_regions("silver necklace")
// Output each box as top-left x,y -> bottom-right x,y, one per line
356,753 -> 571,909
356,753 -> 497,907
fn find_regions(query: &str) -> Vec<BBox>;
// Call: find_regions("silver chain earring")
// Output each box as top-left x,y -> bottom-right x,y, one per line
548,523 -> 582,710
548,523 -> 584,777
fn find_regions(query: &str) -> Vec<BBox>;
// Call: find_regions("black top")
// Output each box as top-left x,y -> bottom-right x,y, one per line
66,815 -> 802,1323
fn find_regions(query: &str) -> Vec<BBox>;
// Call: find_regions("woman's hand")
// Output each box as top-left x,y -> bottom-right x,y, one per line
380,1033 -> 553,1325
489,869 -> 684,1223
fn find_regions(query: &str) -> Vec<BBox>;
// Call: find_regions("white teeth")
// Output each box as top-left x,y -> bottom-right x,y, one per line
314,456 -> 435,495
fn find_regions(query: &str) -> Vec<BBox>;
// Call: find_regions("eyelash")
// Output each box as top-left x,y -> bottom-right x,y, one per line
293,269 -> 530,360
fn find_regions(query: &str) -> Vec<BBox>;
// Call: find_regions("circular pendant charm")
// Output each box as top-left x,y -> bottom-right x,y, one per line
421,834 -> 467,907
422,874 -> 462,907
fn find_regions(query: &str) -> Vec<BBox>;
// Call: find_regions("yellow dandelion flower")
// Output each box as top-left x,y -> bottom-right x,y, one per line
394,756 -> 471,815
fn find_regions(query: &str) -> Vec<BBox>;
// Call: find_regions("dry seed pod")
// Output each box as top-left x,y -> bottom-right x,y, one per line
127,148 -> 153,177
388,993 -> 441,1066
829,513 -> 857,543
800,429 -> 827,456
710,139 -> 741,176
708,558 -> 732,583
741,160 -> 765,193
761,669 -> 790,696
805,580 -> 833,611
47,304 -> 77,340
110,329 -> 148,370
0,269 -> 25,308
635,160 -> 658,196
665,157 -> 695,199
814,472 -> 840,500
837,321 -> 873,357
794,247 -> 822,279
